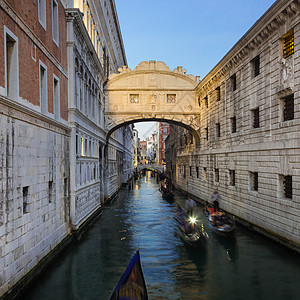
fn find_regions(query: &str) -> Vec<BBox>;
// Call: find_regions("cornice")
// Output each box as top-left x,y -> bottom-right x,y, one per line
0,0 -> 68,78
0,95 -> 70,135
196,0 -> 300,92
65,8 -> 104,77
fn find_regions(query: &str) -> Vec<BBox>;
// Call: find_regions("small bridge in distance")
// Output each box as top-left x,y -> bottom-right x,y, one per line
137,164 -> 164,174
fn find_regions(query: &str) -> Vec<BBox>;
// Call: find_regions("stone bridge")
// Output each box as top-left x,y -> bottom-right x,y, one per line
104,61 -> 201,145
137,164 -> 164,174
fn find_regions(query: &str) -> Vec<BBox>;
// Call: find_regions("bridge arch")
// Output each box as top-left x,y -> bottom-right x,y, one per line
104,61 -> 201,145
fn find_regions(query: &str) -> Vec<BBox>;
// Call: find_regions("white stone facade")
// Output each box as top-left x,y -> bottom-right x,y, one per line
169,0 -> 300,250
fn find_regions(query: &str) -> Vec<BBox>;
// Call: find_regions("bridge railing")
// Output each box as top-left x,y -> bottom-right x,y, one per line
136,164 -> 164,173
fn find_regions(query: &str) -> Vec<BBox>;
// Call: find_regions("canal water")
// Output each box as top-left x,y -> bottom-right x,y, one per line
23,172 -> 300,300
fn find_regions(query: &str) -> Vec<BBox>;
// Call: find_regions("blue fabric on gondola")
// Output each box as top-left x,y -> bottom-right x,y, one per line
109,250 -> 148,300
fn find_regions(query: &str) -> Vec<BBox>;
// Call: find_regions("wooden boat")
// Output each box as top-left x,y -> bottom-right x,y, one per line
160,184 -> 174,202
204,206 -> 235,235
109,250 -> 148,300
174,204 -> 208,247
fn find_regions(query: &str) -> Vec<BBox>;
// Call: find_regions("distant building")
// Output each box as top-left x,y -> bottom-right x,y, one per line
157,122 -> 170,165
133,129 -> 139,167
139,140 -> 147,164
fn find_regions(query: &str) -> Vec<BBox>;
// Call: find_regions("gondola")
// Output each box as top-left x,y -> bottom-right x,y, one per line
204,206 -> 235,236
109,250 -> 148,300
160,185 -> 174,203
174,204 -> 208,247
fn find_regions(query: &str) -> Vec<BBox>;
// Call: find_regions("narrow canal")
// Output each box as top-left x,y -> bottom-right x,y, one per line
24,172 -> 300,300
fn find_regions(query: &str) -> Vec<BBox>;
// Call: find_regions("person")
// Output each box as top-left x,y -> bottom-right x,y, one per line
185,197 -> 196,215
211,189 -> 221,212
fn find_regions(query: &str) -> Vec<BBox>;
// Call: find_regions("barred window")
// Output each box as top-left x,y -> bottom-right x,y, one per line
231,116 -> 236,133
250,172 -> 258,191
284,175 -> 292,199
189,166 -> 192,177
215,168 -> 219,183
229,170 -> 235,186
203,167 -> 207,181
129,94 -> 139,103
283,94 -> 294,121
204,96 -> 208,108
283,31 -> 294,59
196,166 -> 199,178
205,127 -> 208,140
183,165 -> 186,178
251,55 -> 260,77
231,74 -> 237,91
252,108 -> 259,128
216,123 -> 221,137
216,86 -> 221,101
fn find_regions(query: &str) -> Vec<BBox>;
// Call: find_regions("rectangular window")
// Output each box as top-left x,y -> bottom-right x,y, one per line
231,116 -> 236,133
189,166 -> 192,177
53,75 -> 60,120
216,86 -> 221,101
81,137 -> 85,156
216,123 -> 221,137
229,170 -> 235,186
284,175 -> 292,199
129,94 -> 139,103
283,30 -> 294,59
167,94 -> 176,103
5,27 -> 19,99
39,61 -> 48,114
283,94 -> 294,121
204,96 -> 208,108
52,0 -> 59,45
250,172 -> 258,191
48,181 -> 54,203
251,55 -> 260,77
252,108 -> 259,128
230,74 -> 237,91
215,168 -> 219,183
205,127 -> 208,140
23,186 -> 29,214
183,165 -> 186,178
38,0 -> 47,30
203,167 -> 207,181
196,166 -> 199,178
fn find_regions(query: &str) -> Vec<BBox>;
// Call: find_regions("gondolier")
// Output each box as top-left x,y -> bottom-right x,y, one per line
211,189 -> 221,212
185,197 -> 196,215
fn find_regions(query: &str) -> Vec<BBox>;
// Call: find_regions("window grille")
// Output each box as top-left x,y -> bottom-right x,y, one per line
231,116 -> 236,133
204,96 -> 208,108
283,94 -> 294,121
252,172 -> 258,191
230,74 -> 237,91
205,127 -> 208,140
215,168 -> 219,183
216,87 -> 221,101
283,32 -> 294,59
129,94 -> 139,103
229,170 -> 235,186
216,123 -> 221,137
252,108 -> 259,128
284,175 -> 292,199
251,55 -> 260,77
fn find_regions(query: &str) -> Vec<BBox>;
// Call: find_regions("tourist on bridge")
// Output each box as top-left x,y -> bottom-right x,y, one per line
185,197 -> 196,215
211,189 -> 221,212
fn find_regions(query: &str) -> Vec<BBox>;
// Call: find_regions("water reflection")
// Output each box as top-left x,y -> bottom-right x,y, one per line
23,171 -> 300,300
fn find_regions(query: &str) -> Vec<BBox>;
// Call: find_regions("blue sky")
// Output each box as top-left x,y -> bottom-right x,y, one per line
115,0 -> 277,138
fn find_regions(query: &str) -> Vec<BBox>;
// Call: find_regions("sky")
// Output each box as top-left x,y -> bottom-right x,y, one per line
115,0 -> 277,138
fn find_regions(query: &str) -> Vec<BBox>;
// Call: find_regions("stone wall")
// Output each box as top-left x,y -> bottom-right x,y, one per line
168,0 -> 300,250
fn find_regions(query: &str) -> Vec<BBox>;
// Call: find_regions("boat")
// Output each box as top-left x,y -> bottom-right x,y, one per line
204,206 -> 235,235
160,184 -> 174,203
174,204 -> 208,247
109,250 -> 148,300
